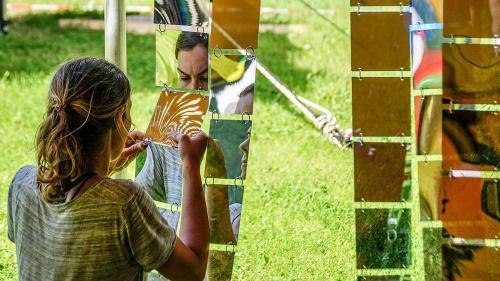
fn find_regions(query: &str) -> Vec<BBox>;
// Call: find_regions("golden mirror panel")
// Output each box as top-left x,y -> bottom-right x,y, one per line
443,44 -> 500,104
351,12 -> 411,71
205,185 -> 243,245
352,77 -> 411,137
442,110 -> 499,171
440,177 -> 500,239
443,0 -> 500,38
355,142 -> 411,202
210,0 -> 261,49
350,0 -> 411,6
145,91 -> 209,147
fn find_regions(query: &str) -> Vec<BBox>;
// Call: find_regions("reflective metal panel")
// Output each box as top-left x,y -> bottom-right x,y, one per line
415,96 -> 442,155
442,244 -> 500,281
419,161 -> 442,221
354,142 -> 411,202
352,77 -> 411,137
351,12 -> 411,71
442,110 -> 500,171
145,91 -> 209,147
357,277 -> 409,281
207,250 -> 235,281
156,29 -> 209,90
136,143 -> 184,205
351,0 -> 411,6
440,177 -> 500,239
210,54 -> 256,115
412,0 -> 444,90
158,207 -> 180,231
205,120 -> 252,180
206,185 -> 243,245
443,44 -> 500,104
210,0 -> 261,49
154,0 -> 209,27
356,209 -> 412,269
423,228 -> 442,281
443,0 -> 500,38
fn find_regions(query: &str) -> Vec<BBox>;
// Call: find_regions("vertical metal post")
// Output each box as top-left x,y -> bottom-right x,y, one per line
105,0 -> 127,74
105,0 -> 129,178
1,0 -> 8,35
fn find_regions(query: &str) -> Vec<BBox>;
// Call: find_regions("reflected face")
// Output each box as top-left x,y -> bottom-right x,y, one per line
239,131 -> 250,178
177,45 -> 209,90
235,91 -> 254,115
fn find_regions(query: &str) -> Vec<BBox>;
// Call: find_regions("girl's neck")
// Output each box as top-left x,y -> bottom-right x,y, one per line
86,133 -> 112,178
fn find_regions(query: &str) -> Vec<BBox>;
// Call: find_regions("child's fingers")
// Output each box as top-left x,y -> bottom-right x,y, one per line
129,131 -> 145,141
121,141 -> 148,158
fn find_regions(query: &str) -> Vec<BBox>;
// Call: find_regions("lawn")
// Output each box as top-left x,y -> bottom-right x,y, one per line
0,1 -> 354,280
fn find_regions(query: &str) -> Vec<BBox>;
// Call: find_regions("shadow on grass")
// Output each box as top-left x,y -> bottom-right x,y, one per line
255,30 -> 311,110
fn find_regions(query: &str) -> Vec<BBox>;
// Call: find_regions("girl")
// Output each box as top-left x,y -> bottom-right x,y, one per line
7,58 -> 209,281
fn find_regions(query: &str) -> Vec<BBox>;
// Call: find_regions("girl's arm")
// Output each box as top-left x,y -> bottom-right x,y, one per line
157,132 -> 209,281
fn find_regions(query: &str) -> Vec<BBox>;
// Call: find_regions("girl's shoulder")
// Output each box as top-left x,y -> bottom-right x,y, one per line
8,166 -> 148,206
11,165 -> 37,184
92,178 -> 151,206
9,165 -> 37,197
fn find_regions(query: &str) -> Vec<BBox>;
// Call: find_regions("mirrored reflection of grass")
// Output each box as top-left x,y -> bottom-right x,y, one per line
423,228 -> 442,281
356,209 -> 412,269
155,29 -> 180,87
1,1 -> 355,280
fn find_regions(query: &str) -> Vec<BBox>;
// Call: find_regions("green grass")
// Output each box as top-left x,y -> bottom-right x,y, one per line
0,1 -> 355,280
8,0 -> 152,6
8,0 -> 339,9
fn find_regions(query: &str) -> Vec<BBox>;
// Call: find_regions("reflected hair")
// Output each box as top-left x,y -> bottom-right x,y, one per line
175,31 -> 208,58
238,84 -> 254,98
36,58 -> 131,203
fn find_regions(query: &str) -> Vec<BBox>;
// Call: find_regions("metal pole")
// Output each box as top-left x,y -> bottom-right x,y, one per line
1,0 -> 8,35
105,0 -> 129,178
105,0 -> 127,74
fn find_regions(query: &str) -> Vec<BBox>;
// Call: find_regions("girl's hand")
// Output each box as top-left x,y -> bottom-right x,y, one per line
170,131 -> 208,166
110,131 -> 148,173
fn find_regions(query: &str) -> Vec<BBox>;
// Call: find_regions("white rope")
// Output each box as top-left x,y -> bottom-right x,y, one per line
255,62 -> 317,123
256,62 -> 347,148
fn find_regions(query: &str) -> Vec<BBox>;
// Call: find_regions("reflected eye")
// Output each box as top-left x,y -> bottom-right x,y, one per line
180,76 -> 191,82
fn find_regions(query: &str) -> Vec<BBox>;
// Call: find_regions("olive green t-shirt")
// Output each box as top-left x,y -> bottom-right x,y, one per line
7,165 -> 177,281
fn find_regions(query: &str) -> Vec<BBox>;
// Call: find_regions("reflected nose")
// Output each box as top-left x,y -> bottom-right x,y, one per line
239,138 -> 249,152
191,78 -> 208,91
191,80 -> 200,90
